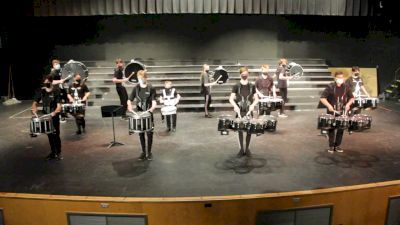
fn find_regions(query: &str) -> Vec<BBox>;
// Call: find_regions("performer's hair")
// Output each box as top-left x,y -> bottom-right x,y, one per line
239,67 -> 248,74
261,64 -> 269,70
351,66 -> 360,72
333,71 -> 344,77
164,80 -> 172,85
278,58 -> 287,65
115,58 -> 123,64
137,70 -> 148,79
52,59 -> 60,65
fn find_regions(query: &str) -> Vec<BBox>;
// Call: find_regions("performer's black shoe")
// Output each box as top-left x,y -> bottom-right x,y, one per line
76,130 -> 82,135
237,149 -> 245,158
147,153 -> 153,161
164,128 -> 171,132
205,114 -> 213,118
138,153 -> 147,161
45,153 -> 56,160
327,147 -> 334,154
245,149 -> 252,157
55,154 -> 63,161
335,146 -> 344,153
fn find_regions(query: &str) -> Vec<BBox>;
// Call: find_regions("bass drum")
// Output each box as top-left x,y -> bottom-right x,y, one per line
213,66 -> 229,84
286,62 -> 303,80
61,60 -> 89,86
124,60 -> 146,84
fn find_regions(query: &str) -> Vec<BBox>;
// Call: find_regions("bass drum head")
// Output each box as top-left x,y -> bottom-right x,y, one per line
287,62 -> 303,79
61,60 -> 89,86
124,61 -> 146,84
213,67 -> 229,84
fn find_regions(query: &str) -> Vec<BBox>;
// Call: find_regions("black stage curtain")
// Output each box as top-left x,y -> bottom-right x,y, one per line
33,0 -> 374,16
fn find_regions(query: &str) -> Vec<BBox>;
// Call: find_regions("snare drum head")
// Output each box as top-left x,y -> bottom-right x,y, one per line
213,67 -> 229,84
62,60 -> 89,86
124,61 -> 146,84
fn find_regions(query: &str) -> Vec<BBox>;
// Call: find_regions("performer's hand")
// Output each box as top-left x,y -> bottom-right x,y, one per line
128,105 -> 133,112
327,105 -> 334,112
50,112 -> 56,117
81,97 -> 87,102
345,104 -> 351,112
234,105 -> 240,114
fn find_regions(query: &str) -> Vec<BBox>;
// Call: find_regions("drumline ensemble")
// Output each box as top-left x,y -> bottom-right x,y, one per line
30,59 -> 378,160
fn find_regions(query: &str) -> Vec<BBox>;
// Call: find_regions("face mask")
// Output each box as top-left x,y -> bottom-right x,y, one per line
75,79 -> 81,84
353,72 -> 360,77
44,83 -> 51,88
138,79 -> 145,86
336,78 -> 344,85
54,64 -> 60,70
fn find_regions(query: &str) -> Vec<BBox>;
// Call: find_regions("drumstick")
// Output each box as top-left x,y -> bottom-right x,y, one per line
215,75 -> 222,83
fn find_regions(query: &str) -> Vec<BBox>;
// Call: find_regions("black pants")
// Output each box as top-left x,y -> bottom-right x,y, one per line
279,88 -> 287,114
138,114 -> 154,154
75,115 -> 85,131
237,111 -> 251,150
328,129 -> 344,147
116,86 -> 128,115
163,114 -> 177,129
47,115 -> 61,155
204,94 -> 212,111
259,108 -> 271,116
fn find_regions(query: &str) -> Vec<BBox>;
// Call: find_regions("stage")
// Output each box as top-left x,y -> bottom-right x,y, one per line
1,100 -> 400,198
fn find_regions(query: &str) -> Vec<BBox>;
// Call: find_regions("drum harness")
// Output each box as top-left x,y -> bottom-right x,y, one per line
136,85 -> 152,111
237,83 -> 253,115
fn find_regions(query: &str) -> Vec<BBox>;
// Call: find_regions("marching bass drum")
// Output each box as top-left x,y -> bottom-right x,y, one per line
286,62 -> 303,80
61,60 -> 89,86
213,66 -> 229,84
124,60 -> 146,84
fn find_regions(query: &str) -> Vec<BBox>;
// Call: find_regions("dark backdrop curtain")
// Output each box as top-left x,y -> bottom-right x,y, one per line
33,0 -> 374,16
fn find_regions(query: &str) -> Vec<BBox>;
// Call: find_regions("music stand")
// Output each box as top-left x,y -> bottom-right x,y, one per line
101,105 -> 125,148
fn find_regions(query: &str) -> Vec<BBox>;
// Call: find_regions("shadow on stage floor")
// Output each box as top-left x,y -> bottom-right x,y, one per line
1,100 -> 400,197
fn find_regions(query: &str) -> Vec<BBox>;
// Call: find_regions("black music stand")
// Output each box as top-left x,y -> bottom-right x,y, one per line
101,105 -> 125,148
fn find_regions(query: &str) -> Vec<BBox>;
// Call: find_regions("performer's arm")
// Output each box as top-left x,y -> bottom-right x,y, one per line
148,100 -> 157,113
345,97 -> 354,114
51,103 -> 61,117
229,93 -> 240,114
272,85 -> 277,98
32,101 -> 39,115
320,98 -> 334,112
67,93 -> 74,103
127,100 -> 134,112
361,85 -> 370,97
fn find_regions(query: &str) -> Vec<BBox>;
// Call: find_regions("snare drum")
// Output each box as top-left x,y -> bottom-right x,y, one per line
353,98 -> 364,108
161,105 -> 177,116
363,97 -> 378,109
128,111 -> 153,134
270,98 -> 283,111
30,114 -> 55,136
248,118 -> 265,135
317,114 -> 336,130
217,115 -> 233,132
231,117 -> 249,132
335,115 -> 350,129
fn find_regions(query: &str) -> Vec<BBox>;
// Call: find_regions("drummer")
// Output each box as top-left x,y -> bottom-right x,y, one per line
32,74 -> 63,161
67,73 -> 91,135
345,66 -> 370,114
229,67 -> 259,157
127,70 -> 157,161
159,80 -> 181,132
255,64 -> 278,116
320,71 -> 354,153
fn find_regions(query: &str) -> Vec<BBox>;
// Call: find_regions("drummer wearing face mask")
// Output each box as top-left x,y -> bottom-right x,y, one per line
67,73 -> 91,135
127,70 -> 157,161
50,59 -> 68,122
32,74 -> 63,160
320,71 -> 354,153
345,66 -> 370,98
229,67 -> 259,157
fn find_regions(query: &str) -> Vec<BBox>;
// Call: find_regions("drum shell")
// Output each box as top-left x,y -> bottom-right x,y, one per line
128,112 -> 153,134
363,98 -> 378,109
248,119 -> 265,135
335,116 -> 350,129
317,114 -> 335,130
231,118 -> 249,132
30,115 -> 55,135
